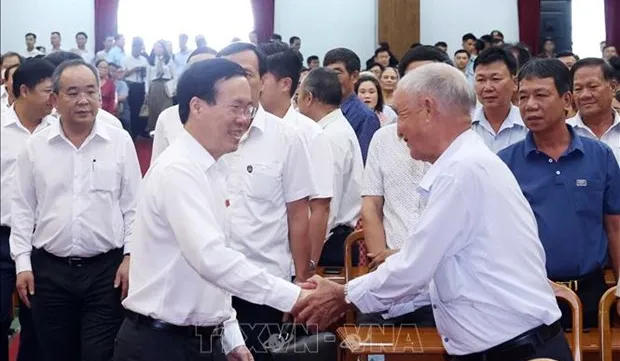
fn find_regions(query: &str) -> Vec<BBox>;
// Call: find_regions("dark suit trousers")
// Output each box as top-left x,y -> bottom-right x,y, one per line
30,247 -> 124,361
113,318 -> 225,361
232,296 -> 283,361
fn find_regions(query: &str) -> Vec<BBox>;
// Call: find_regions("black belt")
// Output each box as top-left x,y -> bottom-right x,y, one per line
125,310 -> 222,338
552,268 -> 604,292
34,247 -> 122,267
454,321 -> 562,361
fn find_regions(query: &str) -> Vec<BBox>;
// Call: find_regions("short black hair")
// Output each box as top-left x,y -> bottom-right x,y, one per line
289,36 -> 300,45
12,58 -> 55,98
301,67 -> 342,107
306,55 -> 319,66
491,38 -> 504,46
609,56 -> 620,81
474,47 -> 518,75
51,31 -> 61,37
435,41 -> 448,48
462,33 -> 477,42
262,46 -> 302,97
45,51 -> 83,68
571,57 -> 615,82
323,48 -> 361,74
4,64 -> 20,82
410,42 -> 422,49
480,35 -> 492,43
25,33 -> 36,39
259,41 -> 289,56
454,49 -> 470,58
355,74 -> 384,113
491,30 -> 504,39
556,51 -> 577,60
176,58 -> 247,124
475,39 -> 485,52
75,32 -> 88,39
366,62 -> 385,72
505,43 -> 532,69
518,58 -> 571,95
374,47 -> 390,57
187,46 -> 218,63
217,42 -> 267,77
398,45 -> 452,76
270,34 -> 282,41
51,59 -> 99,93
1,52 -> 25,67
603,44 -> 617,52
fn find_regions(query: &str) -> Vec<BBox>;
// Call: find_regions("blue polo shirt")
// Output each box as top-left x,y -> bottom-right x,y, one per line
341,94 -> 380,164
498,125 -> 620,280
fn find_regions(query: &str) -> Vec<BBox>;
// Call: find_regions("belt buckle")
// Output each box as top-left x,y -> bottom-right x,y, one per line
67,257 -> 84,267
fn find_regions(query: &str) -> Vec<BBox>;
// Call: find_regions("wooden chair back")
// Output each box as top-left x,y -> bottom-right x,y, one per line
599,286 -> 617,361
550,281 -> 583,361
344,229 -> 366,283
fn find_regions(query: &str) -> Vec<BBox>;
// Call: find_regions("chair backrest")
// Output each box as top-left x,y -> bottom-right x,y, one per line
599,285 -> 617,361
550,281 -> 582,361
344,229 -> 366,283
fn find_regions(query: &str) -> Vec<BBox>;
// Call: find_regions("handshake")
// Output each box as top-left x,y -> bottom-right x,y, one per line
290,275 -> 353,332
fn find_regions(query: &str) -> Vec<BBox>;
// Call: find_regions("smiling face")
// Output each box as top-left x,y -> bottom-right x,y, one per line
518,76 -> 571,133
475,61 -> 516,109
222,50 -> 262,107
394,88 -> 438,161
357,80 -> 379,110
573,65 -> 616,119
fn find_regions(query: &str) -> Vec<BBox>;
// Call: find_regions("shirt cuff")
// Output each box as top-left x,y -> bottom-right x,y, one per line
221,318 -> 245,355
263,277 -> 301,312
15,253 -> 32,274
123,240 -> 130,255
347,273 -> 385,314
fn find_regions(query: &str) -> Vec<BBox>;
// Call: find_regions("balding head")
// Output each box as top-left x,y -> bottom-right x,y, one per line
395,63 -> 476,163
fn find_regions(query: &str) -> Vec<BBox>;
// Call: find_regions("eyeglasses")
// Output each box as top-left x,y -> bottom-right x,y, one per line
228,104 -> 258,119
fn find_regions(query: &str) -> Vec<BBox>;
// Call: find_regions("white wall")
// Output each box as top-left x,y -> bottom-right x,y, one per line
1,0 -> 95,55
420,0 -> 519,56
274,0 -> 377,66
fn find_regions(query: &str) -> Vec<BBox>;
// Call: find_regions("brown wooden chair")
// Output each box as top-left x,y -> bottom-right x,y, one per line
550,281 -> 583,361
343,229 -> 369,324
599,286 -> 617,361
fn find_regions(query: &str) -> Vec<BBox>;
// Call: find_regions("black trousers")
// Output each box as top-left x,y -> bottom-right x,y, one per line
231,296 -> 282,361
554,269 -> 608,330
452,327 -> 573,361
357,305 -> 436,327
30,247 -> 124,361
113,317 -> 225,361
126,81 -> 146,139
1,226 -> 39,361
318,225 -> 356,267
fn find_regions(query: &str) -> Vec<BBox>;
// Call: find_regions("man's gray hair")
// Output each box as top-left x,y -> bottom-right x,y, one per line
398,63 -> 476,115
52,59 -> 99,93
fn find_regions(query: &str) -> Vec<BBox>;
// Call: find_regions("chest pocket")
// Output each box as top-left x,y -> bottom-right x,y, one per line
243,163 -> 281,201
573,179 -> 604,215
92,162 -> 119,193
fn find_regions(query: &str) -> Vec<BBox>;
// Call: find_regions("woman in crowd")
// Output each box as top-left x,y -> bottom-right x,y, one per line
96,59 -> 117,115
366,62 -> 384,79
355,73 -> 397,126
380,66 -> 399,107
146,39 -> 176,133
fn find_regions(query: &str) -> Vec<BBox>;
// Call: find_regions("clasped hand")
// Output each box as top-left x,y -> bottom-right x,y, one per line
291,275 -> 351,332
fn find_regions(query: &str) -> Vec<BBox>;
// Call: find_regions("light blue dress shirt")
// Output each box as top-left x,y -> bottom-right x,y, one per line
471,104 -> 528,153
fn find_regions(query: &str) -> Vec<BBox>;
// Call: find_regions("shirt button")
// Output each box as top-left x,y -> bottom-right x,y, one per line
444,337 -> 449,342
548,158 -> 553,163
433,305 -> 437,309
556,171 -> 561,175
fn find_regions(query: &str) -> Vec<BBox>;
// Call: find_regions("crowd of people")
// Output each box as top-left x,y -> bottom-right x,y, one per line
0,25 -> 619,361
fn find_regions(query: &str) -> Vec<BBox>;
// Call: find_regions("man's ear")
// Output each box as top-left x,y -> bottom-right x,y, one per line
561,91 -> 573,111
351,70 -> 360,84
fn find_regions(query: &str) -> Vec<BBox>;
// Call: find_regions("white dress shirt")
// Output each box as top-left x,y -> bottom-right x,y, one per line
23,48 -> 43,58
363,124 -> 430,249
70,48 -> 94,64
282,106 -> 333,199
123,55 -> 149,83
9,119 -> 141,273
1,106 -> 53,227
348,130 -> 561,356
50,108 -> 122,129
151,105 -> 183,165
122,130 -> 301,354
471,104 -> 528,153
567,110 -> 620,164
317,109 -> 363,231
219,106 -> 315,280
0,87 -> 9,110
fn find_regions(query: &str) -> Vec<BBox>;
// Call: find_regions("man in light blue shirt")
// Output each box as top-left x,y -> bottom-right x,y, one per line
471,47 -> 527,152
106,34 -> 126,68
173,34 -> 192,76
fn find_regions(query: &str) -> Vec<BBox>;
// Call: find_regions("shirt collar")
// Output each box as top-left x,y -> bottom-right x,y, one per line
317,108 -> 344,129
179,129 -> 216,173
48,116 -> 111,142
239,104 -> 266,143
283,105 -> 296,122
2,105 -> 53,131
340,93 -> 357,113
568,110 -> 620,132
523,124 -> 584,157
472,104 -> 524,128
418,129 -> 481,192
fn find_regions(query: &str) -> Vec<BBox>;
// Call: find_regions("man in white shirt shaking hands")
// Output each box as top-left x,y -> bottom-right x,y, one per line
292,63 -> 573,361
115,58 -> 312,361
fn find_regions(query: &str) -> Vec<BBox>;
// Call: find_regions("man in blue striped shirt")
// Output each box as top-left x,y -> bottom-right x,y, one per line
324,48 -> 380,163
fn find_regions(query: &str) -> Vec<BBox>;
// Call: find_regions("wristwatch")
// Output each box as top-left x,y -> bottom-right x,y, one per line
308,260 -> 316,272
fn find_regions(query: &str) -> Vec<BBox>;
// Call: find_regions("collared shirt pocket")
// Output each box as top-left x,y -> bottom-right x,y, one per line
573,178 -> 603,215
243,163 -> 281,201
91,161 -> 119,193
